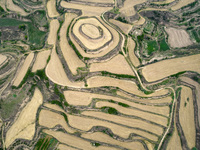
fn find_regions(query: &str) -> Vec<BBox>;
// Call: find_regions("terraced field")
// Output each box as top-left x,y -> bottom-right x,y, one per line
0,0 -> 200,150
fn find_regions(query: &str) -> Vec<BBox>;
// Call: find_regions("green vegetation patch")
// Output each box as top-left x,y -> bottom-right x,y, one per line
143,40 -> 159,55
144,21 -> 155,34
101,106 -> 118,115
159,38 -> 170,51
190,29 -> 200,43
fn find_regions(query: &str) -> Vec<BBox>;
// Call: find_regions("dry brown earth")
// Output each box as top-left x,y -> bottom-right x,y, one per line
46,0 -> 59,18
109,19 -> 132,35
47,19 -> 60,45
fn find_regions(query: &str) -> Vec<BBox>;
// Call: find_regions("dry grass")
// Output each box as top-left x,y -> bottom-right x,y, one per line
117,90 -> 172,104
67,114 -> 158,141
81,132 -> 144,150
179,86 -> 196,149
57,144 -> 78,150
141,54 -> 200,82
6,0 -> 28,16
127,37 -> 140,67
171,0 -> 195,10
82,111 -> 163,135
60,1 -> 112,16
120,0 -> 146,16
43,130 -> 117,150
109,19 -> 132,35
95,101 -> 168,126
5,88 -> 43,148
39,109 -> 75,133
0,54 -> 7,66
43,103 -> 65,112
180,77 -> 200,127
69,16 -> 119,58
63,90 -> 170,116
47,19 -> 60,45
73,17 -> 112,50
46,0 -> 59,18
89,54 -> 135,76
32,50 -> 51,72
82,24 -> 101,39
13,53 -> 34,87
45,46 -> 85,87
165,27 -> 193,48
152,0 -> 175,5
59,13 -> 85,75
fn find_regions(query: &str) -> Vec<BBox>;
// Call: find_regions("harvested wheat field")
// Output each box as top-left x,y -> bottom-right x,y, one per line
57,144 -> 78,150
44,103 -> 65,113
32,50 -> 51,72
165,27 -> 193,48
45,46 -> 85,87
152,0 -> 175,5
120,0 -> 146,16
73,17 -> 112,50
43,129 -> 117,150
127,37 -> 140,67
142,54 -> 200,82
60,1 -> 112,16
59,13 -> 85,75
39,109 -> 75,133
109,19 -> 132,35
67,114 -> 158,141
64,90 -> 170,116
0,54 -> 7,66
95,101 -> 168,126
179,86 -> 196,149
89,54 -> 135,76
82,111 -> 163,135
81,132 -> 144,150
13,53 -> 34,87
47,19 -> 60,45
5,88 -> 43,148
6,0 -> 28,16
117,90 -> 172,104
180,76 -> 200,126
46,0 -> 59,18
171,0 -> 195,10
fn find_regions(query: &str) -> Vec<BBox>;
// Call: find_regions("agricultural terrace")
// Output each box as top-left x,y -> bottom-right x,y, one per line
1,0 -> 200,150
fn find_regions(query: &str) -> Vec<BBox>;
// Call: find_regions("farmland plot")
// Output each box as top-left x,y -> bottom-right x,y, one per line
47,19 -> 60,45
171,0 -> 196,10
109,19 -> 132,35
0,54 -> 7,66
46,0 -> 59,18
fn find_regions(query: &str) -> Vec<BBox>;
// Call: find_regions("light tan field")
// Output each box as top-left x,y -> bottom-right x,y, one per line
71,0 -> 114,3
82,111 -> 163,135
39,109 -> 75,133
43,103 -> 65,112
109,19 -> 132,35
64,90 -> 170,116
95,101 -> 168,126
46,0 -> 59,18
60,1 -> 112,16
166,125 -> 182,150
6,0 -> 28,16
43,130 -> 118,150
0,54 -> 7,66
180,77 -> 200,126
45,46 -> 85,87
89,54 -> 135,76
82,24 -> 101,39
141,54 -> 200,82
117,90 -> 172,104
5,88 -> 43,148
73,17 -> 112,50
68,114 -> 158,141
120,0 -> 146,16
81,132 -> 144,150
133,14 -> 146,26
57,144 -> 78,150
171,0 -> 195,10
152,0 -> 175,5
13,53 -> 34,87
69,16 -> 120,58
47,19 -> 60,45
127,37 -> 140,67
32,50 -> 51,72
179,86 -> 196,149
60,13 -> 85,75
165,27 -> 193,48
